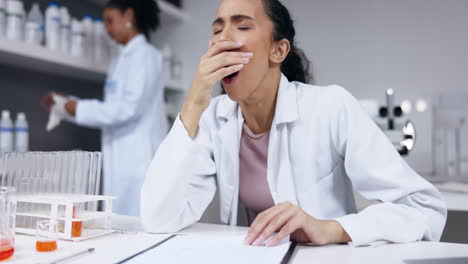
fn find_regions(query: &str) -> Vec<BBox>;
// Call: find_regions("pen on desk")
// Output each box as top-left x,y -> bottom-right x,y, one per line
49,248 -> 95,264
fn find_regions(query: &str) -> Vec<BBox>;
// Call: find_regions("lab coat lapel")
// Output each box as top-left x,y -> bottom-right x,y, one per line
267,75 -> 300,205
216,98 -> 243,225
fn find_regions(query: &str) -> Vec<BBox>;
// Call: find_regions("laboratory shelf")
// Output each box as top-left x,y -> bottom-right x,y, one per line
0,37 -> 107,82
165,103 -> 180,118
86,0 -> 189,23
165,79 -> 186,92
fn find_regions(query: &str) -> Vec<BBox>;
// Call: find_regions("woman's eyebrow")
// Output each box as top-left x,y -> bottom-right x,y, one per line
212,15 -> 255,26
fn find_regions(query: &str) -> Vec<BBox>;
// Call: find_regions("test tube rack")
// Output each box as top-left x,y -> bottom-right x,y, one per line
15,193 -> 116,241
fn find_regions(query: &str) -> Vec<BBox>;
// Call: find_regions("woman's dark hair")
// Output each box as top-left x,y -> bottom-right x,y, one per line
106,0 -> 160,39
263,0 -> 312,83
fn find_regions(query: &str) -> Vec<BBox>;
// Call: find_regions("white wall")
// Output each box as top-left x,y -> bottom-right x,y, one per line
151,0 -> 468,223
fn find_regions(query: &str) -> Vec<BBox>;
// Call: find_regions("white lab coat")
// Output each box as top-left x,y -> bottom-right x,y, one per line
141,74 -> 446,246
75,35 -> 168,216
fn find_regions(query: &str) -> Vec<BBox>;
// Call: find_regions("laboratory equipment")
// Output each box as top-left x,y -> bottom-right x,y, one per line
0,151 -> 116,241
5,0 -> 24,41
36,220 -> 57,252
71,18 -> 84,57
361,89 -> 416,156
82,15 -> 94,60
25,3 -> 43,45
59,6 -> 71,54
93,19 -> 106,64
14,112 -> 29,153
0,0 -> 6,37
432,94 -> 468,182
0,187 -> 16,261
45,2 -> 60,51
17,193 -> 114,241
0,110 -> 14,155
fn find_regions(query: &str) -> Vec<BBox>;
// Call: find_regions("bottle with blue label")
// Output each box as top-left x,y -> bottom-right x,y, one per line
25,3 -> 44,45
14,112 -> 28,152
45,2 -> 61,50
0,110 -> 14,155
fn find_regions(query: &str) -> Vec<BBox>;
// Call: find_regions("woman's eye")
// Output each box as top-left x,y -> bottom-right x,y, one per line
213,30 -> 222,35
238,27 -> 250,31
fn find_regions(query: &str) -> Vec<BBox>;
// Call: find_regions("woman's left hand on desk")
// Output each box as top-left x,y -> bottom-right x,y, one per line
244,202 -> 351,247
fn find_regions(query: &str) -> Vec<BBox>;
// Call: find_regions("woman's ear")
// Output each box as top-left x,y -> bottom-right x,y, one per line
270,39 -> 291,64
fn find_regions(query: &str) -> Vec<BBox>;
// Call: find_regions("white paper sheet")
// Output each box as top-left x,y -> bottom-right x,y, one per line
125,234 -> 292,264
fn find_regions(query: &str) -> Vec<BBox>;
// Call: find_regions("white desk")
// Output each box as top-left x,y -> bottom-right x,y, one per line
433,182 -> 468,212
8,216 -> 468,264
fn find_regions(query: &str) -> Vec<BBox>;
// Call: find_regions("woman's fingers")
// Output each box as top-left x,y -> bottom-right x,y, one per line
251,207 -> 299,246
203,52 -> 253,74
203,40 -> 244,59
211,64 -> 245,81
244,202 -> 292,245
266,215 -> 304,247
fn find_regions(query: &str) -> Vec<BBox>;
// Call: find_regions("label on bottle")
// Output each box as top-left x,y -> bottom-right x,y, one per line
26,22 -> 41,44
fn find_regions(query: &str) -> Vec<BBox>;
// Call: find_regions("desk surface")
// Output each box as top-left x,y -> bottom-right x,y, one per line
180,222 -> 468,264
8,216 -> 468,264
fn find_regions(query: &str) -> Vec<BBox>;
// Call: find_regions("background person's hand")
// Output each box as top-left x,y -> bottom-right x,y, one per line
180,40 -> 253,138
41,92 -> 69,112
244,202 -> 351,247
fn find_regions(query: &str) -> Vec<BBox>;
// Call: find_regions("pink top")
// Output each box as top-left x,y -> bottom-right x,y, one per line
239,123 -> 275,214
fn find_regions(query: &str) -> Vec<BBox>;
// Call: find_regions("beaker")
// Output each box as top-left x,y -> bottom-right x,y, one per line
36,220 -> 58,252
0,187 -> 16,261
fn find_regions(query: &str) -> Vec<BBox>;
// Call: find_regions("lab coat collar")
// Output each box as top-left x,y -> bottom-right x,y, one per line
216,73 -> 299,125
273,74 -> 299,125
122,34 -> 146,56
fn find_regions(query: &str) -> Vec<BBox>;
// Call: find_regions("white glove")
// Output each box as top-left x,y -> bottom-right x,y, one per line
46,94 -> 74,132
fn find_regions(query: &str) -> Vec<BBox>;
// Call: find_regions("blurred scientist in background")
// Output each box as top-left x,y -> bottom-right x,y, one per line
42,0 -> 167,216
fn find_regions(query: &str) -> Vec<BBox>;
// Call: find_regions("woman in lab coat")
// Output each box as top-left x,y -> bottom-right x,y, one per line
42,0 -> 167,216
141,0 -> 447,247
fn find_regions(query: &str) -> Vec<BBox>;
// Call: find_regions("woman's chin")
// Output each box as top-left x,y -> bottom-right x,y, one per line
224,85 -> 246,102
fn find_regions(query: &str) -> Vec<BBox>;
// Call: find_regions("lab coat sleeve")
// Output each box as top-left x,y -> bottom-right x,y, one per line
331,86 -> 447,247
140,114 -> 217,233
74,52 -> 157,129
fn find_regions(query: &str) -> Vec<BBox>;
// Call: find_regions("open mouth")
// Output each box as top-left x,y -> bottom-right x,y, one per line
222,48 -> 243,85
223,71 -> 240,85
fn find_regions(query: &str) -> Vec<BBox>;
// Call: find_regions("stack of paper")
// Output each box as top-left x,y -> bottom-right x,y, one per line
124,234 -> 292,264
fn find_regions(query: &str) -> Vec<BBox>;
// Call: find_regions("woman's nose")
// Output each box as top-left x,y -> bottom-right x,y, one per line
218,26 -> 235,42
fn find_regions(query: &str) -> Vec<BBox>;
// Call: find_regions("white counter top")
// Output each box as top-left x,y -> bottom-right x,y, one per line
6,216 -> 468,264
433,182 -> 468,212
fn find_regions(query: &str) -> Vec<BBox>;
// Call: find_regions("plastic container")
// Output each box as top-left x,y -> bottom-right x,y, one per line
5,0 -> 24,41
71,18 -> 84,57
93,19 -> 106,63
45,2 -> 60,50
59,6 -> 70,54
0,0 -> 6,37
0,110 -> 14,155
25,3 -> 43,45
82,15 -> 93,60
14,112 -> 28,153
0,187 -> 16,261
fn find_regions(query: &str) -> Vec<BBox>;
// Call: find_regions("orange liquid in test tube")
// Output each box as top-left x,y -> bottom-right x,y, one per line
36,240 -> 57,252
72,206 -> 83,238
0,239 -> 14,261
72,221 -> 83,237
